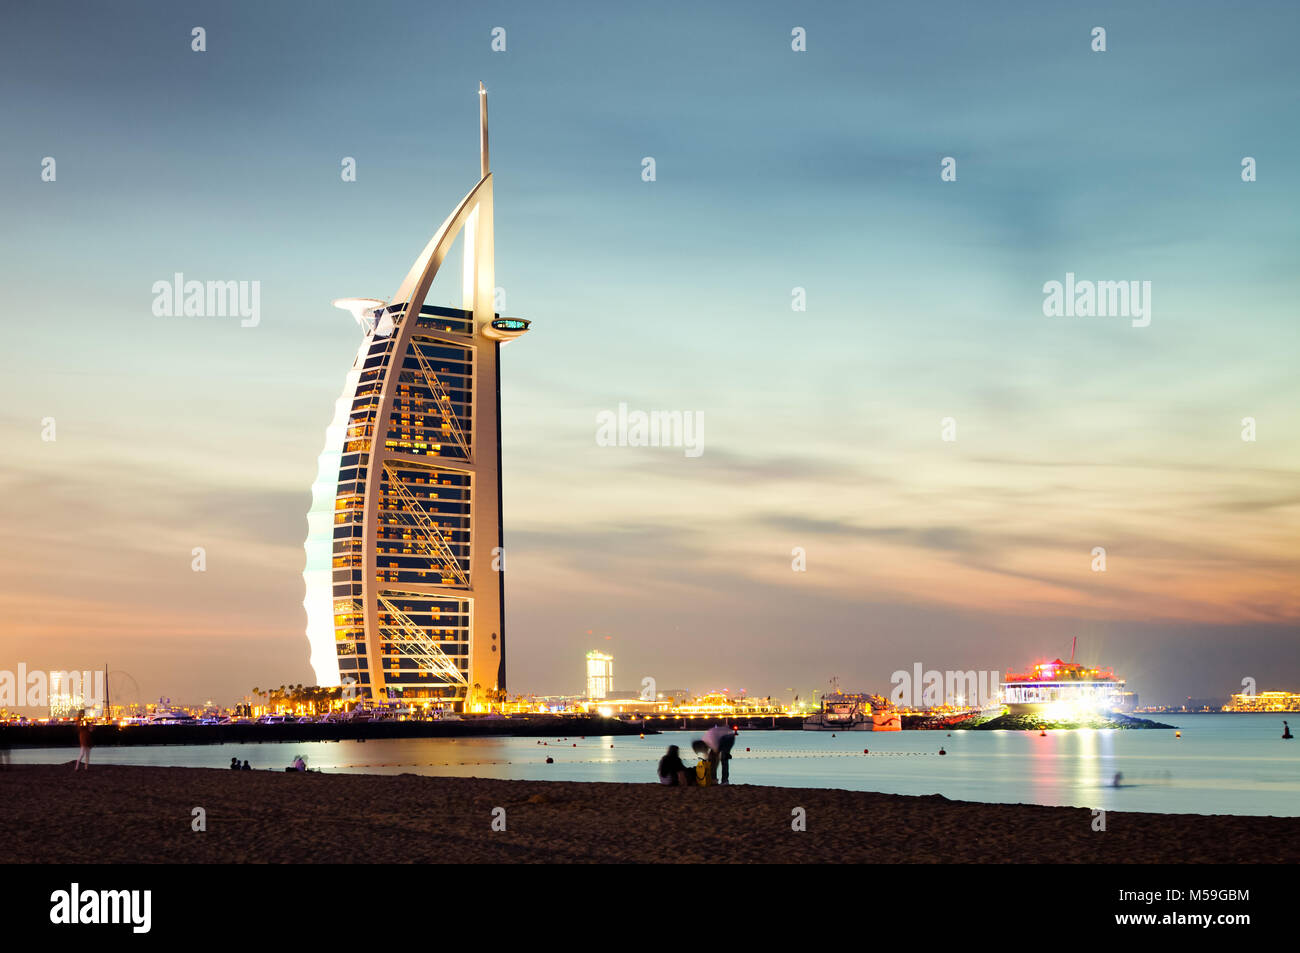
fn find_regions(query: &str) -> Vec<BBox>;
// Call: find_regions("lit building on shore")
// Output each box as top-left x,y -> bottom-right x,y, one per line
1227,691 -> 1300,712
586,651 -> 614,700
303,85 -> 530,711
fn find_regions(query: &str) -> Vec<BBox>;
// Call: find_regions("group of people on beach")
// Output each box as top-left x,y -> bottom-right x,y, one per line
658,724 -> 736,787
229,757 -> 252,771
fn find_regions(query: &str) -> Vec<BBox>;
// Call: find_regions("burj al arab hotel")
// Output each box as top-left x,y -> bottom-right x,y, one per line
303,85 -> 530,711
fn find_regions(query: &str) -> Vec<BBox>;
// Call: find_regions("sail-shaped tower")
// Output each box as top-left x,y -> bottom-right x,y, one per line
303,85 -> 530,710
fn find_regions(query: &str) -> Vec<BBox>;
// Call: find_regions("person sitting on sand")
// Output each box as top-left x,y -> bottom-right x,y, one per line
657,745 -> 693,787
73,719 -> 93,772
230,757 -> 241,770
241,760 -> 251,770
292,755 -> 306,771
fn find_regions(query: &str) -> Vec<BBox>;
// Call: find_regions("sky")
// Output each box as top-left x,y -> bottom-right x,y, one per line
1,0 -> 1297,708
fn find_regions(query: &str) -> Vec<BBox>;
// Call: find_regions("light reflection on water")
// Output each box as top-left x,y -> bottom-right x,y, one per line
13,713 -> 1298,816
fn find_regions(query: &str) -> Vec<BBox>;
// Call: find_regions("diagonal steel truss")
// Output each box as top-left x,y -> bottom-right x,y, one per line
374,593 -> 468,686
380,462 -> 471,589
406,340 -> 470,459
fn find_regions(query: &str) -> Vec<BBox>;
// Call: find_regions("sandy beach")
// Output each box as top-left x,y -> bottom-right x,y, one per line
4,764 -> 1297,864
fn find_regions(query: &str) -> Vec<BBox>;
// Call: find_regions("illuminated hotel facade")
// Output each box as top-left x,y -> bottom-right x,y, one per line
586,651 -> 614,700
303,86 -> 530,710
1227,691 -> 1300,712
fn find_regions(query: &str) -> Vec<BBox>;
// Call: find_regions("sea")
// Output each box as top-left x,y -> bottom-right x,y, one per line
11,713 -> 1298,817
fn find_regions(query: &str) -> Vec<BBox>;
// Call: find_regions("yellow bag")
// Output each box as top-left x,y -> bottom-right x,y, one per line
695,759 -> 714,786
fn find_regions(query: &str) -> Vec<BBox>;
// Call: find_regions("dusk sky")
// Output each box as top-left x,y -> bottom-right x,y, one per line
2,0 -> 1297,708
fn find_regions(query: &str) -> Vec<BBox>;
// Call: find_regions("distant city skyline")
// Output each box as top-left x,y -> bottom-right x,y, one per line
2,0 -> 1298,709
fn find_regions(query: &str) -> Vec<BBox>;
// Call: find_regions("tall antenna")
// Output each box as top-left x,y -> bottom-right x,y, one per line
1070,636 -> 1077,663
478,82 -> 489,177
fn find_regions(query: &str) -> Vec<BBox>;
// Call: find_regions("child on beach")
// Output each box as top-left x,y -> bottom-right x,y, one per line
690,739 -> 716,785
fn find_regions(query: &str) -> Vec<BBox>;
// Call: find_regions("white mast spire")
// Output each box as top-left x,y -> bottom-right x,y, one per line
479,82 -> 489,177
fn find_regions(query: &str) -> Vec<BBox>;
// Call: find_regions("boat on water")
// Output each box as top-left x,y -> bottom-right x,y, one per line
1001,640 -> 1126,716
803,693 -> 900,731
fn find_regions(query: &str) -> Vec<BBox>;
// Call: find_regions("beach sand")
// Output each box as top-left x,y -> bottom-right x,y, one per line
3,764 -> 1296,863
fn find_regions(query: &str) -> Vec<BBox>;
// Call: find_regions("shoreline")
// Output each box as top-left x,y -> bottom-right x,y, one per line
0,716 -> 812,748
3,764 -> 1297,864
0,716 -> 653,748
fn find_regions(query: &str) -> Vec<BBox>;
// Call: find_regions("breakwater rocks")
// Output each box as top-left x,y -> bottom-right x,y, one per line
956,712 -> 1176,731
0,715 -> 653,748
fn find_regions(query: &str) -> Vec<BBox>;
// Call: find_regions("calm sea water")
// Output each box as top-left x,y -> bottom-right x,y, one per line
13,713 -> 1298,816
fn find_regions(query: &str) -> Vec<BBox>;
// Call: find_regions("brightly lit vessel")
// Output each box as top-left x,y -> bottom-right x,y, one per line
802,692 -> 900,731
1001,642 -> 1125,716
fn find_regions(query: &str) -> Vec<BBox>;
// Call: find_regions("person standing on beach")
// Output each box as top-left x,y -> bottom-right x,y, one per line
703,724 -> 736,784
73,718 -> 93,771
